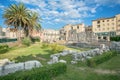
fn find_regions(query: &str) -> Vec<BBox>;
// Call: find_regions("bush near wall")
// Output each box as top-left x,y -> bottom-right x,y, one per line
0,63 -> 67,80
110,36 -> 120,41
50,44 -> 65,54
22,37 -> 32,46
87,51 -> 117,67
41,43 -> 49,48
31,37 -> 40,43
0,44 -> 9,54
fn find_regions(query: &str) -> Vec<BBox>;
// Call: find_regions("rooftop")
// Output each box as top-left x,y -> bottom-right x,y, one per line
92,16 -> 115,21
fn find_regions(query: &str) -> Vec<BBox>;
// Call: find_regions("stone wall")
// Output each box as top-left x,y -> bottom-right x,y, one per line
48,44 -> 109,64
0,60 -> 42,76
110,41 -> 120,52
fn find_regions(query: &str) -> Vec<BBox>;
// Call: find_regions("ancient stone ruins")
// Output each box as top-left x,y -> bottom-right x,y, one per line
0,59 -> 42,76
48,44 -> 110,64
0,42 -> 119,76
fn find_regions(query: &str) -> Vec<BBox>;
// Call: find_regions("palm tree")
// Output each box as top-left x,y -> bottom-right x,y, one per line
3,3 -> 30,41
25,12 -> 41,37
3,3 -> 42,41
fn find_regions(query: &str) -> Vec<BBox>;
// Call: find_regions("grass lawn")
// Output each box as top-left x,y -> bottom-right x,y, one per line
0,43 -> 85,65
0,43 -> 120,80
96,54 -> 120,70
54,64 -> 120,80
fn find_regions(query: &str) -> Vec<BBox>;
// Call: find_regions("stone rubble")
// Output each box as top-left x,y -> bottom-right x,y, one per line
110,41 -> 120,52
48,44 -> 110,64
0,60 -> 42,76
0,43 -> 112,76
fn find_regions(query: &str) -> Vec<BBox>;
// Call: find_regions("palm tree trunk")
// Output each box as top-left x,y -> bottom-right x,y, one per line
17,27 -> 21,42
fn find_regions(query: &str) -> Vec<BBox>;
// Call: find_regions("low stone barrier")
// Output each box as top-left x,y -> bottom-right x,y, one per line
0,60 -> 42,76
48,44 -> 110,64
110,41 -> 120,52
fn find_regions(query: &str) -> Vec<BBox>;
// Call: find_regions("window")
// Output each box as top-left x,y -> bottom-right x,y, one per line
97,25 -> 100,28
103,24 -> 105,26
103,37 -> 107,40
77,26 -> 79,29
98,37 -> 101,39
107,23 -> 109,26
71,27 -> 73,29
103,20 -> 104,22
112,19 -> 114,21
112,27 -> 114,30
107,28 -> 109,30
118,20 -> 120,22
107,20 -> 109,22
97,21 -> 100,24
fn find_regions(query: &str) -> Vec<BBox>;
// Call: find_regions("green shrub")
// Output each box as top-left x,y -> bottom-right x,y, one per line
0,63 -> 67,80
50,44 -> 65,53
87,51 -> 117,67
110,36 -> 120,41
41,43 -> 49,48
22,37 -> 31,46
31,37 -> 40,43
0,44 -> 9,54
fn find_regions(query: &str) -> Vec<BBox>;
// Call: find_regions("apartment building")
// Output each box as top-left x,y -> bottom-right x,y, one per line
116,14 -> 120,35
42,29 -> 60,43
92,14 -> 120,41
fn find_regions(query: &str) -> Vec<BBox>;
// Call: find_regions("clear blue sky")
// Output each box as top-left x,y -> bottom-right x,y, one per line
0,0 -> 120,30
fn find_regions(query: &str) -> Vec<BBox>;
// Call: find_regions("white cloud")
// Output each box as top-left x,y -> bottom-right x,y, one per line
12,0 -> 120,25
0,4 -> 5,10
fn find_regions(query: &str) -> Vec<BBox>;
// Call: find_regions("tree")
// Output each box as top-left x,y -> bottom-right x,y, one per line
3,3 -> 41,41
24,12 -> 41,37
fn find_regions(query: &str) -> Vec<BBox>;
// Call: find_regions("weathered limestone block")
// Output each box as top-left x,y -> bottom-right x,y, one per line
59,60 -> 67,63
48,56 -> 59,64
50,53 -> 60,58
86,56 -> 92,59
0,66 -> 2,76
100,44 -> 106,49
24,60 -> 42,70
3,63 -> 24,75
71,61 -> 77,64
60,52 -> 69,56
0,59 -> 10,66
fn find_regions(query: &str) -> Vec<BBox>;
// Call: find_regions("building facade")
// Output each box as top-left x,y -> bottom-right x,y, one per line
42,29 -> 60,43
116,14 -> 120,35
85,26 -> 92,32
0,27 -> 24,39
92,14 -> 120,41
60,24 -> 97,43
60,24 -> 85,42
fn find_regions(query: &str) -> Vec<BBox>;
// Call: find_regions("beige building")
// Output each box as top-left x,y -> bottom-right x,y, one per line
85,26 -> 92,32
59,23 -> 97,43
92,14 -> 120,41
42,29 -> 60,43
116,14 -> 120,35
0,27 -> 24,39
60,23 -> 85,42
